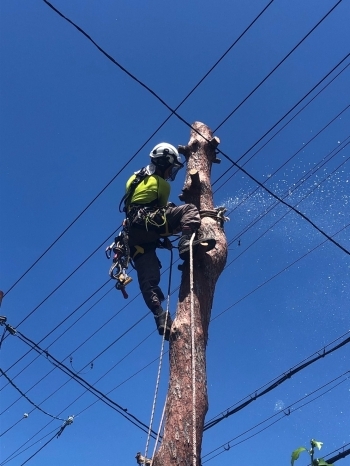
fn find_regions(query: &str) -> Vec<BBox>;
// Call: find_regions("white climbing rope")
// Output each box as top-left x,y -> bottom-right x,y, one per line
150,394 -> 167,464
144,311 -> 169,461
189,232 -> 197,466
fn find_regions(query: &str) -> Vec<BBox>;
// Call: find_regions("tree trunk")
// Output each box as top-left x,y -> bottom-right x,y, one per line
152,122 -> 227,466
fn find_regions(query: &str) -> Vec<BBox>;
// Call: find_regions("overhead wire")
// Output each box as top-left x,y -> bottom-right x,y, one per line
10,0 -> 340,321
0,368 -> 67,422
1,426 -> 63,466
2,1 -> 348,456
41,0 -> 350,256
3,26 -> 347,390
14,229 -> 120,328
214,91 -> 350,192
5,320 -> 349,463
2,223 -> 348,449
213,223 -> 349,322
0,285 -> 115,411
2,54 -> 350,382
325,445 -> 350,464
11,327 -> 158,438
3,0 -> 275,301
42,0 -> 342,150
212,1 -> 344,132
224,131 -> 350,241
1,279 -> 112,376
0,333 -> 160,464
2,141 -> 348,440
1,256 -> 174,401
6,55 -> 348,386
3,142 -> 348,435
225,138 -> 350,250
6,13 -> 350,354
202,371 -> 350,463
203,332 -> 350,431
19,421 -> 73,466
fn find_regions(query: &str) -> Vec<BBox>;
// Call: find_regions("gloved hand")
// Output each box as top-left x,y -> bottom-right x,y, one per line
166,201 -> 177,208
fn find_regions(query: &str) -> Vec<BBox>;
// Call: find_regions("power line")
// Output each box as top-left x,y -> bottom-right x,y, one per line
203,332 -> 350,431
1,279 -> 111,376
226,139 -> 350,250
14,229 -> 119,328
2,239 -> 346,462
2,258 -> 173,394
0,286 -> 115,412
4,0 -> 274,301
213,1 -> 344,131
225,131 -> 350,237
7,59 -> 348,358
0,368 -> 67,423
2,0 -> 348,456
214,93 -> 350,192
3,60 -> 349,384
326,446 -> 350,464
5,5 -> 347,352
2,157 -> 348,426
2,147 -> 348,452
4,0 -> 336,310
2,219 -> 347,447
4,65 -> 347,382
19,417 -> 74,466
213,223 -> 349,322
0,309 -> 151,436
43,0 -> 342,147
2,320 -> 158,439
213,60 -> 350,186
202,371 -> 349,462
0,343 -> 160,465
4,210 -> 347,435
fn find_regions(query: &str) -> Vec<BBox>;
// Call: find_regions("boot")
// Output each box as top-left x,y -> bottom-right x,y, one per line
178,233 -> 216,260
154,310 -> 172,341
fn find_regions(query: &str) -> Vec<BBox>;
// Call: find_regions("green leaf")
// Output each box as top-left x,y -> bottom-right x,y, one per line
311,440 -> 323,450
291,447 -> 308,465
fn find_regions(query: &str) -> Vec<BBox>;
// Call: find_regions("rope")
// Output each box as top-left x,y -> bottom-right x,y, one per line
189,232 -> 197,466
151,395 -> 167,464
144,249 -> 174,462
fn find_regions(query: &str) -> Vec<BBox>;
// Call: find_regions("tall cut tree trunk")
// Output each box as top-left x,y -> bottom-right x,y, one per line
152,122 -> 227,466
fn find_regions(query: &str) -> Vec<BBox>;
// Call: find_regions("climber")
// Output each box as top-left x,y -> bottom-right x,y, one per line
121,142 -> 216,341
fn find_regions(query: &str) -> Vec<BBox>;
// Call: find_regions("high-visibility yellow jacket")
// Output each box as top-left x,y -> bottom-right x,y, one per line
126,174 -> 170,208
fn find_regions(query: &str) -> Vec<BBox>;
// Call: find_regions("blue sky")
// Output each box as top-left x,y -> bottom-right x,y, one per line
1,1 -> 349,465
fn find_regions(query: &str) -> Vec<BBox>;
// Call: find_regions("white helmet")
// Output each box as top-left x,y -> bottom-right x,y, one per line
149,142 -> 183,180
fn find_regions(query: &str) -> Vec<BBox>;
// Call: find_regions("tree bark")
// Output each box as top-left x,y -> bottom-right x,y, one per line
152,122 -> 227,466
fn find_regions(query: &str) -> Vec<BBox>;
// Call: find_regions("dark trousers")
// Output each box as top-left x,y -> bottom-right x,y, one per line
129,203 -> 200,313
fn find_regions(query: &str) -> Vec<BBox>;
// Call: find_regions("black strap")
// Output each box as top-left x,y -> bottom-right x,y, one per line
119,167 -> 148,213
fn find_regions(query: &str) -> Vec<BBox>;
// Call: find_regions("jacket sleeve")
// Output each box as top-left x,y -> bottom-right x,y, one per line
157,177 -> 171,207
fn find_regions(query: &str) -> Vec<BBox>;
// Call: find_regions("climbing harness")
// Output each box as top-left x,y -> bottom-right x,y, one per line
142,248 -> 174,465
128,205 -> 167,232
105,228 -> 133,299
119,167 -> 148,213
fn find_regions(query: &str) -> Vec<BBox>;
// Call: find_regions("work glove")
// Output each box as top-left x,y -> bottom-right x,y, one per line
166,201 -> 177,208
